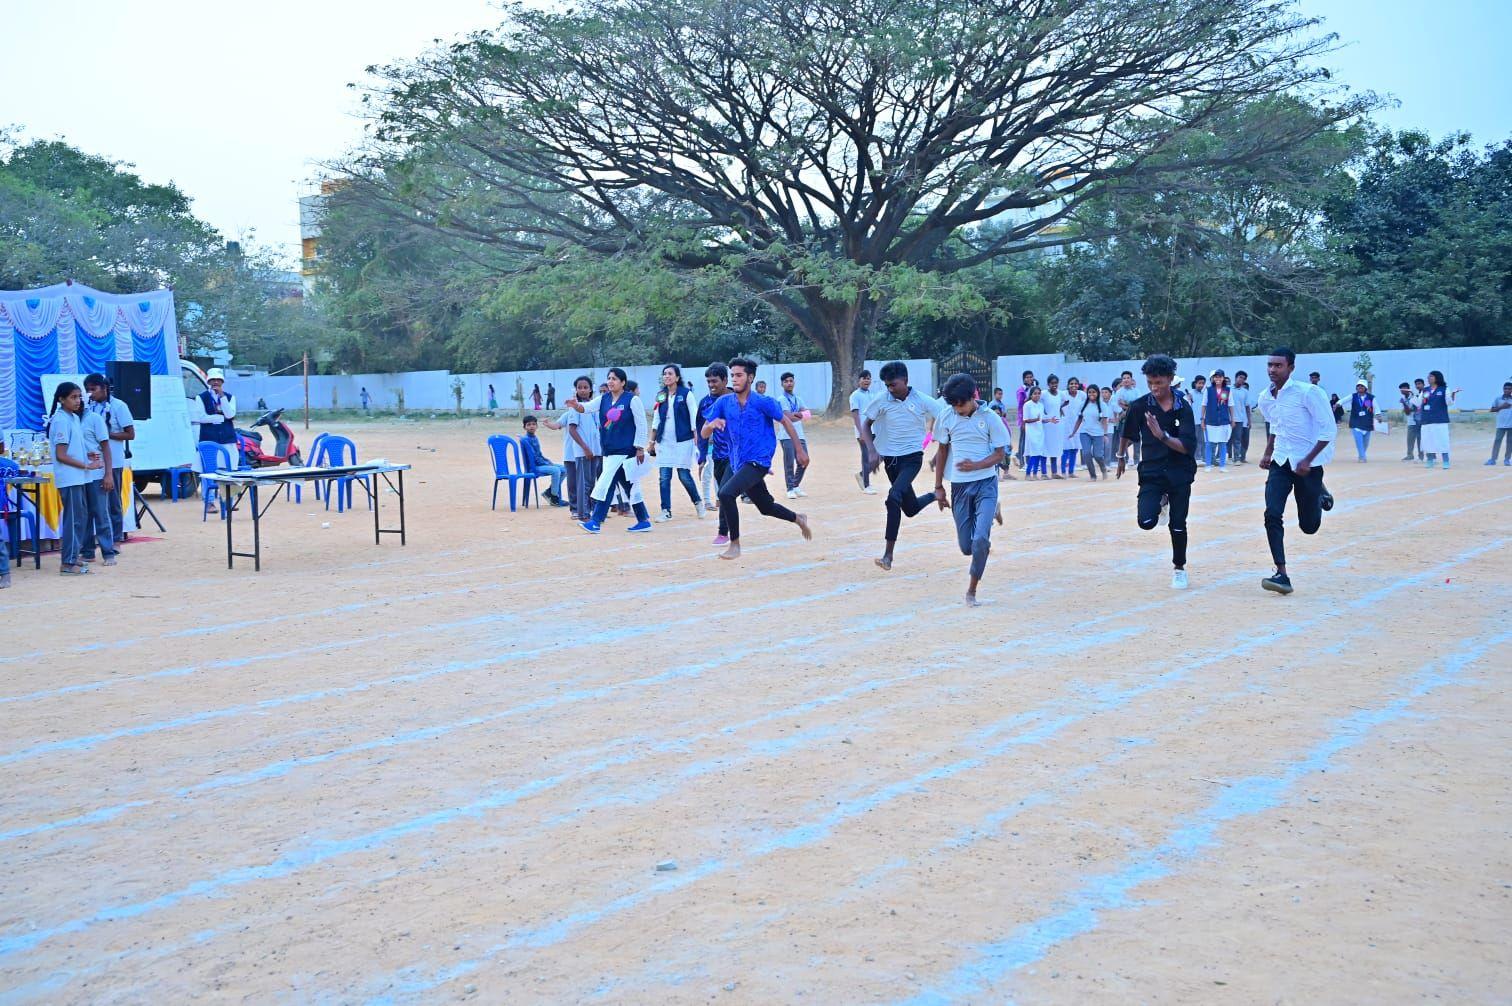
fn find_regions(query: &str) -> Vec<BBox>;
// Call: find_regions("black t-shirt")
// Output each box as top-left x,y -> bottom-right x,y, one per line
1121,390 -> 1198,476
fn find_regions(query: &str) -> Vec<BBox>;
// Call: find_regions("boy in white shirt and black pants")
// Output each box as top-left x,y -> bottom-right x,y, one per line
933,373 -> 1010,606
1257,347 -> 1336,595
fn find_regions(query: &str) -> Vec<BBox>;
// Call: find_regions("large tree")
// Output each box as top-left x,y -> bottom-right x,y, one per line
356,0 -> 1369,405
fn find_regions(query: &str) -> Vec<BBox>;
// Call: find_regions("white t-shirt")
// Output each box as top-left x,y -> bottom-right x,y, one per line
557,408 -> 580,462
83,411 -> 111,482
848,387 -> 877,438
935,405 -> 1010,483
49,410 -> 95,489
863,388 -> 942,457
776,390 -> 806,441
89,396 -> 136,467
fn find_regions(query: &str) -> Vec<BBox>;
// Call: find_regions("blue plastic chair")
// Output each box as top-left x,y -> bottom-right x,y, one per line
314,435 -> 371,513
488,435 -> 539,512
308,433 -> 329,501
196,442 -> 243,521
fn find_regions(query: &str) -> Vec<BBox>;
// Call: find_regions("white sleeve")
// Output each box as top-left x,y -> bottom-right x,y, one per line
189,394 -> 213,425
631,396 -> 648,449
223,394 -> 237,422
1309,388 -> 1336,444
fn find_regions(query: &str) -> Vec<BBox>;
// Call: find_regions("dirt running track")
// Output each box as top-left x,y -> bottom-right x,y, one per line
1,418 -> 1508,1005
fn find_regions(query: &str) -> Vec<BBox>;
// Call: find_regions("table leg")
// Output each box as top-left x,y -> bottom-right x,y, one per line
372,473 -> 381,545
224,482 -> 236,569
24,484 -> 41,570
251,483 -> 261,572
398,469 -> 406,545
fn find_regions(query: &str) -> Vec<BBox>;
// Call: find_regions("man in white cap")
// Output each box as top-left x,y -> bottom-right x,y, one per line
192,368 -> 239,453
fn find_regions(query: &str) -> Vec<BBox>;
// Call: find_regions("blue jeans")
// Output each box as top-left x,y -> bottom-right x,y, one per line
658,465 -> 701,512
1205,440 -> 1227,468
535,463 -> 565,498
1351,427 -> 1371,459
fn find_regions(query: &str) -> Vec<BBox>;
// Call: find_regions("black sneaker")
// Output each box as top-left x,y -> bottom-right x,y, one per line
1262,573 -> 1294,595
1320,490 -> 1334,512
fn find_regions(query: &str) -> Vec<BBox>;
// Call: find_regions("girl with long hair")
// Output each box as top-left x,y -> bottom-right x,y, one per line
47,382 -> 107,574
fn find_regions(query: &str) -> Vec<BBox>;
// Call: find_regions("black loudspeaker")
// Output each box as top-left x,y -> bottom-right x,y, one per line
107,360 -> 152,420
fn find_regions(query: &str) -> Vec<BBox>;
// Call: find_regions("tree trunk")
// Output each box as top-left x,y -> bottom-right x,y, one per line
803,296 -> 876,416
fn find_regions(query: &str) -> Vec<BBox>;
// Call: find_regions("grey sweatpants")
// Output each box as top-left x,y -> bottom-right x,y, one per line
950,477 -> 997,581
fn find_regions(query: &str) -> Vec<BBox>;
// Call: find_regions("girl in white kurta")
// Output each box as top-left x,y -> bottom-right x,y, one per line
1022,387 -> 1048,478
1059,377 -> 1087,477
1040,377 -> 1065,478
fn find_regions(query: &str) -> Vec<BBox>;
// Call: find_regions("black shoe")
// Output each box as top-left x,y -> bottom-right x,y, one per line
1320,491 -> 1334,512
1262,573 -> 1294,595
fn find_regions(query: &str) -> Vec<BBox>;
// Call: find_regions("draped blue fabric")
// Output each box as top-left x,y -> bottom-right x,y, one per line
76,329 -> 117,375
13,327 -> 60,430
131,328 -> 171,375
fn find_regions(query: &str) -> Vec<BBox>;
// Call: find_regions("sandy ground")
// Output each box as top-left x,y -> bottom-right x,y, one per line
1,416 -> 1508,1005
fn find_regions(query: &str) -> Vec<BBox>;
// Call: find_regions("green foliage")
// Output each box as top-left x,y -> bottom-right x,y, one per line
0,135 -> 346,369
1318,132 -> 1512,351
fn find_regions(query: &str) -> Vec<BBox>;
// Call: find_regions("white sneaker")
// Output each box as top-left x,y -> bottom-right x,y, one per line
862,485 -> 878,495
786,489 -> 798,499
1171,570 -> 1188,590
854,473 -> 865,490
695,500 -> 706,519
655,510 -> 673,522
794,487 -> 808,498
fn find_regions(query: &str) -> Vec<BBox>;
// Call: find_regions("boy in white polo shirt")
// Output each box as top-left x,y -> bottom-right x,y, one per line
933,373 -> 1010,606
861,361 -> 942,571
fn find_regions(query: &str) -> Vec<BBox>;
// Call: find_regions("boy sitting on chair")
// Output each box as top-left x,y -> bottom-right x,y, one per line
521,416 -> 568,507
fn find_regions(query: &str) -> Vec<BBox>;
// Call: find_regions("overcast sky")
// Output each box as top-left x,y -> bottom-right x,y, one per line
3,0 -> 1508,264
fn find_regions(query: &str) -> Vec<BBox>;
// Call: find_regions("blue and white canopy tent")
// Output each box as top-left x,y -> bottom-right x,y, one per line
0,281 -> 177,431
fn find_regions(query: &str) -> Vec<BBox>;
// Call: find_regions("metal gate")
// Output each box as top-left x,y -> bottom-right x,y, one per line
937,349 -> 992,394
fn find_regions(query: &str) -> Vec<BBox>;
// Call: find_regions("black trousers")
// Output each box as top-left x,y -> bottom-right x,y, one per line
1264,460 -> 1325,567
713,456 -> 732,535
882,452 -> 936,542
717,462 -> 795,541
1135,465 -> 1193,569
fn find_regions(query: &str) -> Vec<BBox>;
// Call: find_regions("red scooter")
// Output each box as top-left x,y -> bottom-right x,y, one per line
236,409 -> 304,468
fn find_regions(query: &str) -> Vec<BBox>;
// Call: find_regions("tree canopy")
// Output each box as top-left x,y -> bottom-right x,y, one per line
351,0 -> 1369,404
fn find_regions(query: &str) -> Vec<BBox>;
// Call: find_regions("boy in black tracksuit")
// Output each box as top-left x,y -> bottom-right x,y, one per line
1117,354 -> 1198,589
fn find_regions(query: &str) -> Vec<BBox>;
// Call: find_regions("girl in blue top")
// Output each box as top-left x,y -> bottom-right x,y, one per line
1419,370 -> 1460,469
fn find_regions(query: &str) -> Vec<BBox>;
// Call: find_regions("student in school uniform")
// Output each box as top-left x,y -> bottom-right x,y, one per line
1021,385 -> 1047,478
696,363 -> 734,545
849,370 -> 880,494
649,363 -> 704,521
573,368 -> 654,533
776,371 -> 811,499
77,396 -> 119,567
1116,355 -> 1197,590
47,382 -> 107,575
1039,375 -> 1065,478
84,373 -> 136,544
542,376 -> 595,518
700,358 -> 812,559
1058,376 -> 1086,477
1257,347 -> 1337,594
1069,382 -> 1112,480
932,373 -> 1010,606
1203,370 -> 1233,470
860,361 -> 945,570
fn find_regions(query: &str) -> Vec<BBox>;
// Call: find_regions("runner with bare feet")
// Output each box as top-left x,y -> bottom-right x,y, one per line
700,358 -> 812,559
860,361 -> 942,571
933,373 -> 1010,606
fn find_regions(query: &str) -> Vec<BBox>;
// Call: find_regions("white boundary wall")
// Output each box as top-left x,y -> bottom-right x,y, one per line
228,346 -> 1509,417
996,345 -> 1512,412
